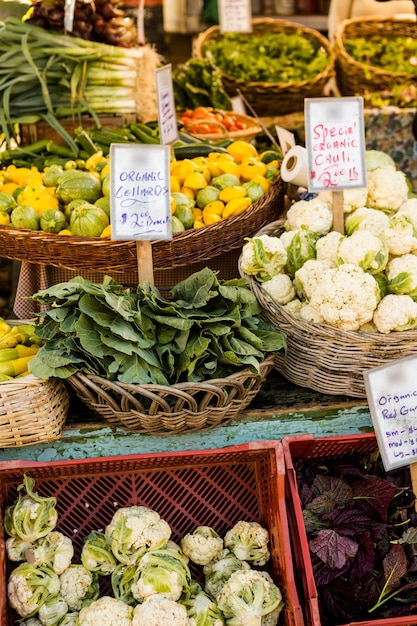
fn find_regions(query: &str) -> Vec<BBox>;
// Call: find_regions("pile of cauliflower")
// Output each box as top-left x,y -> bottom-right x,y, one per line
240,150 -> 417,334
5,474 -> 284,626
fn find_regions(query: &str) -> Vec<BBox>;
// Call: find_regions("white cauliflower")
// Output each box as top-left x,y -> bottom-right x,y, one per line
386,254 -> 417,299
78,596 -> 133,626
19,619 -> 42,626
6,537 -> 33,562
318,187 -> 368,213
240,234 -> 287,282
279,229 -> 297,250
366,165 -> 408,212
132,594 -> 190,626
7,563 -> 60,618
315,230 -> 344,266
398,197 -> 417,229
299,303 -> 325,325
373,294 -> 417,334
25,531 -> 74,575
261,273 -> 296,305
336,230 -> 389,275
294,259 -> 332,301
382,213 -> 417,256
344,207 -> 390,237
180,526 -> 224,566
285,197 -> 333,235
309,264 -> 379,331
105,505 -> 171,565
282,298 -> 303,317
224,520 -> 270,567
59,564 -> 97,611
131,547 -> 191,603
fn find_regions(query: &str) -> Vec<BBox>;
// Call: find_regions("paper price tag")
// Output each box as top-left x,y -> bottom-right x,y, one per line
110,143 -> 171,241
305,96 -> 367,192
275,125 -> 296,156
156,64 -> 178,146
365,356 -> 417,471
218,0 -> 252,33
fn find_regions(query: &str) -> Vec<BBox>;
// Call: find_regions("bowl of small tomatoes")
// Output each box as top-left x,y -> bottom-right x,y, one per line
178,107 -> 263,142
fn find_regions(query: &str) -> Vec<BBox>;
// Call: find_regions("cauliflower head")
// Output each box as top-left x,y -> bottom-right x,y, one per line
59,564 -> 98,611
25,531 -> 74,575
294,259 -> 333,301
285,197 -> 333,235
315,230 -> 343,266
366,165 -> 408,212
132,594 -> 189,626
386,254 -> 417,299
382,213 -> 417,256
240,234 -> 287,282
398,197 -> 417,229
180,526 -> 224,566
344,207 -> 390,237
203,548 -> 251,601
78,595 -> 133,626
131,547 -> 191,603
105,505 -> 171,565
261,273 -> 296,306
373,294 -> 417,334
7,563 -> 60,618
224,520 -> 270,567
336,230 -> 389,275
308,264 -> 379,331
318,187 -> 368,213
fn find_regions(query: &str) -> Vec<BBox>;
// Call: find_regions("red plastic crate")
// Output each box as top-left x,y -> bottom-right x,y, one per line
0,441 -> 304,626
282,432 -> 417,626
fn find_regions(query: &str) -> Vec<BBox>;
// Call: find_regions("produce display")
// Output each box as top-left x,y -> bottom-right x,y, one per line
26,268 -> 286,384
344,35 -> 417,75
172,59 -> 233,111
0,319 -> 42,380
295,445 -> 417,624
0,138 -> 280,236
178,107 -> 250,136
5,474 -> 285,625
241,150 -> 417,334
200,31 -> 331,84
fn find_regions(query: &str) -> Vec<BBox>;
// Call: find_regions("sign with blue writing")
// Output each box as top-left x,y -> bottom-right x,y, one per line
109,143 -> 172,241
305,96 -> 367,192
364,356 -> 417,471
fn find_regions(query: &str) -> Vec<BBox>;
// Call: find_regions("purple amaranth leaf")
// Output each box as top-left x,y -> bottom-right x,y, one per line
383,544 -> 408,593
312,553 -> 351,587
350,531 -> 376,578
352,475 -> 397,522
309,528 -> 358,569
312,474 -> 353,508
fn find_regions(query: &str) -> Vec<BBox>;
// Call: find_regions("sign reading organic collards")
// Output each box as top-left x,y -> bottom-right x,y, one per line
218,0 -> 252,33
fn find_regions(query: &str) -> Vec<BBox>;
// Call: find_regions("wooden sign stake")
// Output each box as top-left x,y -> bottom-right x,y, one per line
136,240 -> 154,285
332,190 -> 345,235
410,464 -> 417,511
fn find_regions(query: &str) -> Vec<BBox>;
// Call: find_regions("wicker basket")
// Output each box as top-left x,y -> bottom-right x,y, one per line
67,357 -> 274,435
239,220 -> 417,399
178,111 -> 263,143
0,178 -> 285,273
334,16 -> 417,96
0,374 -> 69,448
193,18 -> 335,116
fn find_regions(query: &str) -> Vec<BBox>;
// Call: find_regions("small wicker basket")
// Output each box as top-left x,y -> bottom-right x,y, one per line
0,374 -> 69,448
193,18 -> 335,116
178,111 -> 263,143
67,357 -> 274,435
0,178 -> 285,273
239,220 -> 417,399
334,16 -> 417,96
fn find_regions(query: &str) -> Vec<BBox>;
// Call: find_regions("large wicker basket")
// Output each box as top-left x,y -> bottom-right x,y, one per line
0,178 -> 284,273
193,18 -> 335,116
0,374 -> 69,447
67,357 -> 274,435
334,16 -> 417,96
239,220 -> 417,399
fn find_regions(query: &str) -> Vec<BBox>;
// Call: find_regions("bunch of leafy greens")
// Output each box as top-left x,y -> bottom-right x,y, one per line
296,450 -> 417,625
344,36 -> 417,75
28,269 -> 285,384
172,57 -> 232,111
202,31 -> 330,84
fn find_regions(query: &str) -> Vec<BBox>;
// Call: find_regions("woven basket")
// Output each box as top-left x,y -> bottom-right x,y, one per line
67,357 -> 274,435
178,111 -> 263,143
239,220 -> 417,399
0,178 -> 284,273
334,16 -> 417,96
193,18 -> 335,116
0,374 -> 69,447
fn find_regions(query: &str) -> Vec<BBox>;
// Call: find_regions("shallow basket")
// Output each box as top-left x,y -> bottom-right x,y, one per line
0,178 -> 284,273
67,357 -> 274,435
239,219 -> 417,398
0,441 -> 304,626
178,110 -> 263,142
0,374 -> 69,448
193,18 -> 335,116
334,16 -> 417,96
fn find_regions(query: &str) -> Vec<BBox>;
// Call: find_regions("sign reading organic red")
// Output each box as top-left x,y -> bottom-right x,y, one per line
304,96 -> 366,192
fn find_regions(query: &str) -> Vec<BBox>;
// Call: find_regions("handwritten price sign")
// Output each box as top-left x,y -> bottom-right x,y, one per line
305,96 -> 367,192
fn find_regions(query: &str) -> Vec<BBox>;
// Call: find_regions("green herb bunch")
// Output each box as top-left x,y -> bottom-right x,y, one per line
28,268 -> 286,384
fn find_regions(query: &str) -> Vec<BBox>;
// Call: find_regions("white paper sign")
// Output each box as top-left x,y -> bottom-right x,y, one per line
110,144 -> 172,241
156,64 -> 178,145
364,356 -> 417,471
304,96 -> 367,192
219,0 -> 252,33
275,125 -> 296,156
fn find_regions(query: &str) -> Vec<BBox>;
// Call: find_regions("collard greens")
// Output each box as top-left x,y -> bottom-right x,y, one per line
28,268 -> 286,384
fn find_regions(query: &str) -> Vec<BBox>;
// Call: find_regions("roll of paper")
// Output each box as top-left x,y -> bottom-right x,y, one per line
280,145 -> 309,189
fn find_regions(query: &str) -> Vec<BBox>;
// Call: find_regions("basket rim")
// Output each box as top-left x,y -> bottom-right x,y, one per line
193,17 -> 336,91
334,15 -> 417,81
